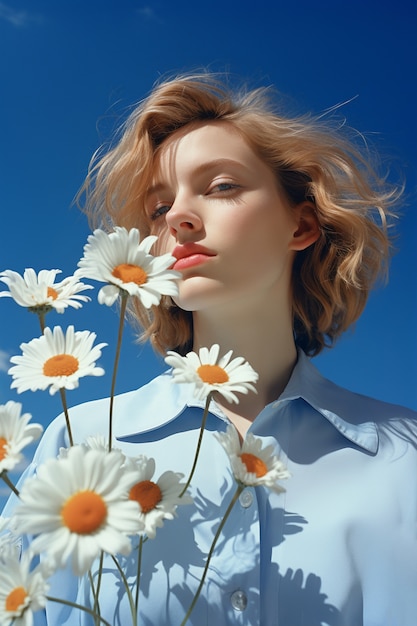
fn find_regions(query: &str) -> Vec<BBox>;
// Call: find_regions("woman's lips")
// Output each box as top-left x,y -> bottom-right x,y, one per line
172,253 -> 214,271
172,244 -> 216,271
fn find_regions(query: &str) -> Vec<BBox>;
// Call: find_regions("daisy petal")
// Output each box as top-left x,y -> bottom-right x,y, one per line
98,284 -> 120,306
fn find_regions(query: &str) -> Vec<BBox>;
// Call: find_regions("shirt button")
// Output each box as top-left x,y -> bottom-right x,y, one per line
239,488 -> 253,508
230,590 -> 248,611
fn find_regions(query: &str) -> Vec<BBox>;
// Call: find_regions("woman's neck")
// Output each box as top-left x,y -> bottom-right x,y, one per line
192,304 -> 298,434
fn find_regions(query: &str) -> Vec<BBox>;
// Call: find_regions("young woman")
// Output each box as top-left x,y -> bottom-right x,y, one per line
4,74 -> 417,625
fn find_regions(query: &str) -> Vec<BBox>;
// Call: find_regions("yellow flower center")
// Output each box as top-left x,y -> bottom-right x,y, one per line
240,453 -> 268,477
43,354 -> 79,377
47,286 -> 59,300
197,364 -> 229,384
0,436 -> 8,461
112,263 -> 148,285
6,586 -> 27,613
129,480 -> 162,513
61,490 -> 108,534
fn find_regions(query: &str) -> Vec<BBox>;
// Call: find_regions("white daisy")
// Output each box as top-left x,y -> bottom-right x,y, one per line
0,401 -> 43,474
165,344 -> 259,404
0,268 -> 92,313
12,445 -> 144,575
126,456 -> 192,539
0,549 -> 49,626
215,425 -> 290,493
8,325 -> 106,395
75,227 -> 180,307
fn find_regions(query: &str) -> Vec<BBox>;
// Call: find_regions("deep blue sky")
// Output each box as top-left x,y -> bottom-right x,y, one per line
0,1 -> 416,500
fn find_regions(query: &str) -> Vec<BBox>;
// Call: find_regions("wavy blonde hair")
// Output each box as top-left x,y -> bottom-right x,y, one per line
79,73 -> 400,356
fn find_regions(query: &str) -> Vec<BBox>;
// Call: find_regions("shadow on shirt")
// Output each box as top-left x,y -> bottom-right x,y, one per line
168,564 -> 342,626
108,487 -> 341,625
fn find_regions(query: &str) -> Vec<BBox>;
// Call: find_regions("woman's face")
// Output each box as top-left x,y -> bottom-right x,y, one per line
145,122 -> 303,316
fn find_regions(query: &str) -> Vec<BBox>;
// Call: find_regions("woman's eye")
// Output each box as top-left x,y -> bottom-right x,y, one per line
210,182 -> 239,194
151,204 -> 171,221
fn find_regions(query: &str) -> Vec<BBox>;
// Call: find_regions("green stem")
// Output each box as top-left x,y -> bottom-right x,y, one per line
0,471 -> 20,498
180,485 -> 243,626
135,535 -> 144,612
87,571 -> 99,626
110,554 -> 137,626
108,292 -> 128,452
179,394 -> 212,498
59,388 -> 74,446
46,596 -> 112,626
38,311 -> 46,334
89,551 -> 104,626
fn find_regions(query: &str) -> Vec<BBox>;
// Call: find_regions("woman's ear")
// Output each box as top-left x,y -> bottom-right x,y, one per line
289,202 -> 321,251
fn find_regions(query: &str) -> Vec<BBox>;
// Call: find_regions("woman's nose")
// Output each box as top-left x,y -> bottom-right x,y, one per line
165,197 -> 203,240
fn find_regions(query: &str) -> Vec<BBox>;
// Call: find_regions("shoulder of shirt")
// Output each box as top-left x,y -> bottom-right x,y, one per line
275,350 -> 417,453
36,370 -> 196,449
36,351 -> 417,455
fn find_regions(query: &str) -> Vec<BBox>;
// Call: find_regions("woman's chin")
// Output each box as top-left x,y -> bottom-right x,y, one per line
172,278 -> 227,314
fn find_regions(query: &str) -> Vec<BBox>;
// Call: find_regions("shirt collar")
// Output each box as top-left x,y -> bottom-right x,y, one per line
115,349 -> 378,453
276,350 -> 378,453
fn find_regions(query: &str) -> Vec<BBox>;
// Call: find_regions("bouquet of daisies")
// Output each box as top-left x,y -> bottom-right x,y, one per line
0,227 -> 289,626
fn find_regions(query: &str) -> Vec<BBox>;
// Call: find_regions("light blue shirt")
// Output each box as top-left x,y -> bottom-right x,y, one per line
4,350 -> 417,625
